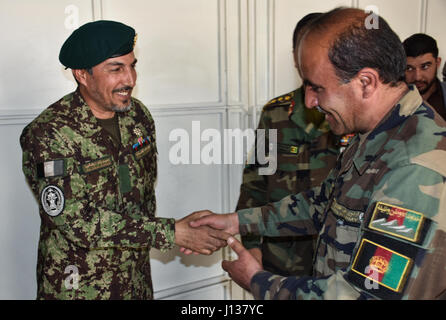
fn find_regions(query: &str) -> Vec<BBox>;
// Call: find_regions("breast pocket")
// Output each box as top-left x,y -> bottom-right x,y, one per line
80,156 -> 116,209
129,140 -> 157,208
133,140 -> 157,179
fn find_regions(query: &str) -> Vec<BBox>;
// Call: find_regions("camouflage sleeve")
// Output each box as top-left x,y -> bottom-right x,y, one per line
248,164 -> 446,300
20,126 -> 175,252
237,168 -> 335,239
236,110 -> 270,250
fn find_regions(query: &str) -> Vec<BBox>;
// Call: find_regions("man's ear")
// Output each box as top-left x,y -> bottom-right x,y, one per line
356,68 -> 379,99
436,56 -> 442,68
72,69 -> 89,86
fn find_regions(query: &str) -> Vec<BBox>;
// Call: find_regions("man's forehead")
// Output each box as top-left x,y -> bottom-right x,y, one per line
298,33 -> 328,68
407,53 -> 437,65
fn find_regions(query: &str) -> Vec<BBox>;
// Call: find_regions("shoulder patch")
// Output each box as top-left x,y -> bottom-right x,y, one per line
37,159 -> 65,178
347,230 -> 423,299
41,185 -> 65,217
368,202 -> 431,244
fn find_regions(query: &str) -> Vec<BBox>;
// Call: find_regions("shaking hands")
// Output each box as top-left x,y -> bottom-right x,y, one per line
175,210 -> 239,255
174,210 -> 235,255
176,210 -> 263,291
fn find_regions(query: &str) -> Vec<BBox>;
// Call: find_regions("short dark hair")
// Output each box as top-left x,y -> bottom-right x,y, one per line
292,12 -> 322,50
309,8 -> 406,86
403,33 -> 439,58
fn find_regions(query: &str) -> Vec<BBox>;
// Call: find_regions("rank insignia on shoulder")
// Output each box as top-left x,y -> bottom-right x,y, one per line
267,99 -> 277,105
37,159 -> 65,178
368,202 -> 429,244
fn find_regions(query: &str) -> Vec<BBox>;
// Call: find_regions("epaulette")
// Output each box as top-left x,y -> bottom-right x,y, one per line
263,91 -> 294,109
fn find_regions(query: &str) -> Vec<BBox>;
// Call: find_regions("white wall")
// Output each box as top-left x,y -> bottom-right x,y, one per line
0,0 -> 445,300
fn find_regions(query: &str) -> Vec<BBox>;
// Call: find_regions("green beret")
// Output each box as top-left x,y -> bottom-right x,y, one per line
59,20 -> 136,69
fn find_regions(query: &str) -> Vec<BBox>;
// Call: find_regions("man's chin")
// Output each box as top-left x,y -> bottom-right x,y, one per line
112,102 -> 133,113
417,86 -> 427,94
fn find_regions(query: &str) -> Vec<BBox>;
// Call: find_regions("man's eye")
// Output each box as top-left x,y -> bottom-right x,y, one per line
406,67 -> 413,71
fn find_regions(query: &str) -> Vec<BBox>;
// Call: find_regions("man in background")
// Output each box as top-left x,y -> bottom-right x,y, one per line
403,33 -> 446,120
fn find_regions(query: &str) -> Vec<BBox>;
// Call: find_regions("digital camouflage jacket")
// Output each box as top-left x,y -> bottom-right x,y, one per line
238,86 -> 446,299
20,89 -> 175,299
236,87 -> 340,276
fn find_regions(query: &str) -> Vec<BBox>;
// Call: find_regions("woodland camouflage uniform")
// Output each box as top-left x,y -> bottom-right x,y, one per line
238,86 -> 446,299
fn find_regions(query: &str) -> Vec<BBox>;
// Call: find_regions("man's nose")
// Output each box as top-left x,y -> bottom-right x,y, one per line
414,68 -> 423,81
304,85 -> 318,109
124,67 -> 137,87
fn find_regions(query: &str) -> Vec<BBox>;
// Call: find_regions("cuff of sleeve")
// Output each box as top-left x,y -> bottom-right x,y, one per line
237,207 -> 264,236
250,270 -> 277,300
241,234 -> 262,250
152,217 -> 176,252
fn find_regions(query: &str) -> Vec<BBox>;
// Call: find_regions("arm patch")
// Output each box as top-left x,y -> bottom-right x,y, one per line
36,159 -> 65,178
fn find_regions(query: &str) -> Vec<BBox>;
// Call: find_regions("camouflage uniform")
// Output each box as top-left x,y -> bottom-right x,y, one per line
20,89 -> 175,299
238,86 -> 446,299
236,86 -> 340,276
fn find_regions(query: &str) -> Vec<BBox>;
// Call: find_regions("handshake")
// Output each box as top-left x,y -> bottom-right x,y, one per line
174,210 -> 263,291
174,210 -> 239,255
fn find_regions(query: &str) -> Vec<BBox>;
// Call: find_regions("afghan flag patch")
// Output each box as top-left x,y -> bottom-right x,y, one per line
368,202 -> 426,243
351,238 -> 412,292
347,230 -> 424,299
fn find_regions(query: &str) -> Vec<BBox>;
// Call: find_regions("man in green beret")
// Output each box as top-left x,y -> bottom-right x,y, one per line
20,20 -> 229,300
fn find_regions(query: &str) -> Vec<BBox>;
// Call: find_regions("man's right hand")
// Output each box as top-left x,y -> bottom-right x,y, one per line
189,211 -> 240,235
175,211 -> 231,255
179,211 -> 240,255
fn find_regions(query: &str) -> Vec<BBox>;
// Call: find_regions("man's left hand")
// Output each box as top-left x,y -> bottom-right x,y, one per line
222,236 -> 263,291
